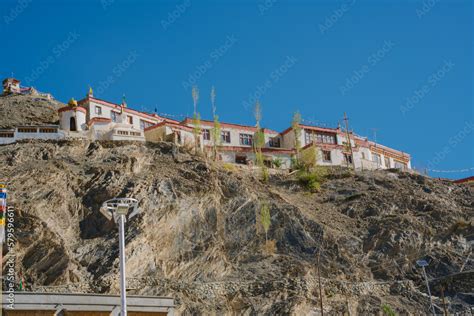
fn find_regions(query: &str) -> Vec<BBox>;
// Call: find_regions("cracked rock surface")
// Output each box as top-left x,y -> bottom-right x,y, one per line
0,139 -> 472,315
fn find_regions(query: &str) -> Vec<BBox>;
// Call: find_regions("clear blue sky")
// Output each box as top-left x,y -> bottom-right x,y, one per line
1,0 -> 472,178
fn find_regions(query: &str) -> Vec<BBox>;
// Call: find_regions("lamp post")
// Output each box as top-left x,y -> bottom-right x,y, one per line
100,198 -> 140,316
416,259 -> 436,316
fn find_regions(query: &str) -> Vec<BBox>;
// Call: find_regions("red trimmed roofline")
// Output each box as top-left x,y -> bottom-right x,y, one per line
87,117 -> 112,126
3,78 -> 20,84
453,176 -> 474,184
58,106 -> 87,114
80,96 -> 166,122
369,143 -> 410,158
281,124 -> 340,136
144,121 -> 193,132
212,145 -> 294,154
181,117 -> 279,134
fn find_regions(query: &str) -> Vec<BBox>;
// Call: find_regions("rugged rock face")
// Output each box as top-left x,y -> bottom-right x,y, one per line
0,140 -> 472,315
0,94 -> 63,128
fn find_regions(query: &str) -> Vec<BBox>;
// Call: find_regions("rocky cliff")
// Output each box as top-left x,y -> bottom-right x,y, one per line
0,138 -> 472,315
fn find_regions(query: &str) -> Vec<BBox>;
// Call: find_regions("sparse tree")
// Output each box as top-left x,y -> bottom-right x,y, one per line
192,86 -> 201,154
292,111 -> 302,163
253,100 -> 268,181
210,86 -> 221,161
260,202 -> 271,242
192,86 -> 199,114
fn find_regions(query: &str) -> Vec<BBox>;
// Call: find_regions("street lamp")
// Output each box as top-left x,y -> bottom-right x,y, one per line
100,198 -> 140,316
416,259 -> 436,316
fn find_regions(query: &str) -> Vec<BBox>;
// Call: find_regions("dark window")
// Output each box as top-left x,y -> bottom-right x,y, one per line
127,116 -> 133,124
202,129 -> 211,140
304,130 -> 336,145
344,153 -> 353,164
0,132 -> 14,138
69,117 -> 77,131
18,127 -> 37,133
239,133 -> 253,146
221,131 -> 231,143
235,155 -> 247,164
394,160 -> 406,170
384,157 -> 390,168
269,137 -> 280,148
372,153 -> 381,164
322,150 -> 331,162
95,106 -> 102,115
39,128 -> 57,133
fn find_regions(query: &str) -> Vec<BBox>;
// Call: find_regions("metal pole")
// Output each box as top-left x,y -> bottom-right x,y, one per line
118,214 -> 127,316
343,112 -> 355,170
422,266 -> 435,316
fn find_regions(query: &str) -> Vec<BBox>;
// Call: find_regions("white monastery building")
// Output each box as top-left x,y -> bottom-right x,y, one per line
0,77 -> 411,171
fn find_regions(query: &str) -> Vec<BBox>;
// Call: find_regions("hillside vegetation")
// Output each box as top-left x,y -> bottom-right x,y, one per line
0,137 -> 472,315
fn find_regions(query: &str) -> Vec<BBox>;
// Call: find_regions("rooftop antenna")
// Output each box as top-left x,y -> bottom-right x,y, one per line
370,128 -> 378,145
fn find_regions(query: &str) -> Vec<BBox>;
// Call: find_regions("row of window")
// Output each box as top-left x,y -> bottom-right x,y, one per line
97,106 -> 155,129
305,130 -> 337,145
322,151 -> 353,164
0,127 -> 59,137
16,128 -> 58,133
371,152 -> 407,169
201,128 -> 280,147
17,128 -> 38,133
116,130 -> 142,136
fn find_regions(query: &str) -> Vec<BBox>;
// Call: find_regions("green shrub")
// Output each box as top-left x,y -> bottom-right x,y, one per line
261,166 -> 269,182
297,169 -> 325,192
381,304 -> 396,316
273,158 -> 283,169
222,163 -> 237,172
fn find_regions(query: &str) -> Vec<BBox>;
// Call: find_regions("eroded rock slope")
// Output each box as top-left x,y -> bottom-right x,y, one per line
0,140 -> 472,315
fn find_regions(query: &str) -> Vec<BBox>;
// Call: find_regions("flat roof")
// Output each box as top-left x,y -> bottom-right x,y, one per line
2,292 -> 174,313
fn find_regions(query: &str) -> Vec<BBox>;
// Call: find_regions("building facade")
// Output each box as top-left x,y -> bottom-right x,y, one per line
281,124 -> 411,171
0,77 -> 412,171
182,118 -> 294,169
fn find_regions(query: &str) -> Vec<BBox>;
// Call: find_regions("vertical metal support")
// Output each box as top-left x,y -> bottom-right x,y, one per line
343,112 -> 355,170
118,214 -> 127,316
421,266 -> 435,316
